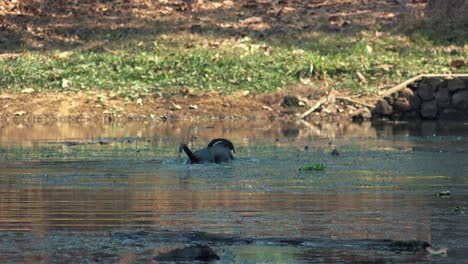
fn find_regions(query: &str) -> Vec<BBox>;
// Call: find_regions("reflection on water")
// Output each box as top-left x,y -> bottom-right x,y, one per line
0,120 -> 468,263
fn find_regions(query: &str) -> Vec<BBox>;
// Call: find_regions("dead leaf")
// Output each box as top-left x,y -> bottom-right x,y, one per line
171,102 -> 182,110
292,49 -> 306,55
262,105 -> 273,111
21,88 -> 35,94
233,90 -> 250,97
356,71 -> 367,83
241,16 -> 263,25
62,79 -> 71,89
54,51 -> 73,59
223,0 -> 234,8
449,60 -> 466,68
103,47 -> 117,54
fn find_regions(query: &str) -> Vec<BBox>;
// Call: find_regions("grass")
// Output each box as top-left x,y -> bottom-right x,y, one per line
0,31 -> 466,98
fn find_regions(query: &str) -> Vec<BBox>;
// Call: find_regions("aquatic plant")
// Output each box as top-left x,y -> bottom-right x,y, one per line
299,163 -> 326,171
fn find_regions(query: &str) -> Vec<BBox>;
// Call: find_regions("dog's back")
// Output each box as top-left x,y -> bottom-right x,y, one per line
179,138 -> 235,164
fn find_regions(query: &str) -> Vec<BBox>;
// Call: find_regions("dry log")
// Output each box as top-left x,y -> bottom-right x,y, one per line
382,74 -> 468,98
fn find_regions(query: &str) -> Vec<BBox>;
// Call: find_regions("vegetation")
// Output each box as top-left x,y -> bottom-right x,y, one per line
0,1 -> 466,98
1,32 -> 465,97
299,163 -> 326,172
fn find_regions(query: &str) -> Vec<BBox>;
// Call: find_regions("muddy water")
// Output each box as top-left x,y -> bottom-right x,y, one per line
0,121 -> 467,263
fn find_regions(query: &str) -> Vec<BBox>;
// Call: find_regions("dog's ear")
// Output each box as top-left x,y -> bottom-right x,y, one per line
207,138 -> 235,151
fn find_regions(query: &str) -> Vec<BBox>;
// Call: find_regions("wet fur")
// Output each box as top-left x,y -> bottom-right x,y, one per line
178,138 -> 235,164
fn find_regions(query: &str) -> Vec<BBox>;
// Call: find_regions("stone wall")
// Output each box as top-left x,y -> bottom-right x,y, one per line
373,77 -> 468,121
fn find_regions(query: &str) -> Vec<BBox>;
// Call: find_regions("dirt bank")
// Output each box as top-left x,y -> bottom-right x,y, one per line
0,86 -> 377,124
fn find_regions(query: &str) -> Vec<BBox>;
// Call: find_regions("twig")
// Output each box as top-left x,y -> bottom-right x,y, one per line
103,47 -> 118,54
296,95 -> 312,106
335,96 -> 375,109
299,96 -> 328,119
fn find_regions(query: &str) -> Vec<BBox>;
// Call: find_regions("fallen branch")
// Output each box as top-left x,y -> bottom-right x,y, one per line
382,74 -> 468,97
299,96 -> 328,119
335,96 -> 375,109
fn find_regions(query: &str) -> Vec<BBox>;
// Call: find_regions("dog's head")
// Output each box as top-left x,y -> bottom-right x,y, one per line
207,138 -> 235,153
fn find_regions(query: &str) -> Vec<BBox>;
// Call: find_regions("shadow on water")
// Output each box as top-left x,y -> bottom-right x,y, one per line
0,120 -> 467,263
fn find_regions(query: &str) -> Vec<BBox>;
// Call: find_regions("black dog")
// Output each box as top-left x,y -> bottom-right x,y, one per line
178,138 -> 235,164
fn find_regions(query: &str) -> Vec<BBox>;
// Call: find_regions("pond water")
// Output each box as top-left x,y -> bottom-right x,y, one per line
0,120 -> 467,263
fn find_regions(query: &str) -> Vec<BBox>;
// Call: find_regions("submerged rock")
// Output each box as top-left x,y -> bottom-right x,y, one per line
154,245 -> 220,262
439,108 -> 467,121
388,240 -> 431,252
437,190 -> 451,197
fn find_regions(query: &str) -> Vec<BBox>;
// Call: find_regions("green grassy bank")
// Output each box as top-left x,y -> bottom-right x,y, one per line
1,31 -> 465,99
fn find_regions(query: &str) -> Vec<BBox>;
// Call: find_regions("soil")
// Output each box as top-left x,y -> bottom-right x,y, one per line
0,85 -> 378,124
0,0 -> 426,124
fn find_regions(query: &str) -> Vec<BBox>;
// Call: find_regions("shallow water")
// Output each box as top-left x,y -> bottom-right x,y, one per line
0,120 -> 467,263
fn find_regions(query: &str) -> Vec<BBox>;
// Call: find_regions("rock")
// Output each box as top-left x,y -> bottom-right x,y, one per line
403,111 -> 421,120
409,94 -> 421,110
426,78 -> 445,90
351,107 -> 372,122
451,90 -> 468,111
420,100 -> 438,119
435,88 -> 450,108
374,99 -> 393,115
389,240 -> 431,252
408,81 -> 419,90
399,87 -> 414,100
393,97 -> 411,113
383,95 -> 394,105
439,108 -> 467,121
281,96 -> 300,108
154,245 -> 220,262
417,82 -> 434,101
437,190 -> 451,197
447,78 -> 467,92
